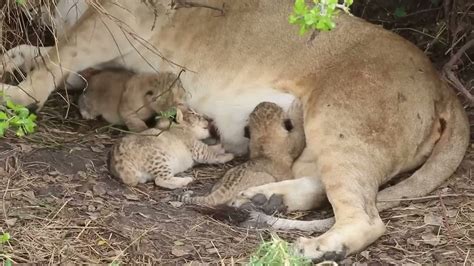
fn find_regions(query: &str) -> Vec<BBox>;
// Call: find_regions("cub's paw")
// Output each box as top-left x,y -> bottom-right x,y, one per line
155,176 -> 193,189
217,153 -> 234,163
294,236 -> 348,263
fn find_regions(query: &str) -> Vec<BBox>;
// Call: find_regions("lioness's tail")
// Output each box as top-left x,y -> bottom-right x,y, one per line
376,95 -> 469,211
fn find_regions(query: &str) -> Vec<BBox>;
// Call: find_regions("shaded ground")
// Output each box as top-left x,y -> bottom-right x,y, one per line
1,0 -> 473,264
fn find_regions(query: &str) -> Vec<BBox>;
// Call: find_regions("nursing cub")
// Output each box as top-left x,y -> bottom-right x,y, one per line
108,106 -> 234,189
178,100 -> 305,207
78,68 -> 186,132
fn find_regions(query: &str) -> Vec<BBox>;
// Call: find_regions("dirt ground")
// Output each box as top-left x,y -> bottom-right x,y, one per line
1,0 -> 473,265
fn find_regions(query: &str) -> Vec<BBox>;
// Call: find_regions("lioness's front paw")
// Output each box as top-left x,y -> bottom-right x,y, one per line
294,236 -> 348,263
0,83 -> 40,109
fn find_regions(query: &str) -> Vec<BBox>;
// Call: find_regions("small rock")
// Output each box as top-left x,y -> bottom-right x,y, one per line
424,213 -> 443,226
87,205 -> 96,212
91,146 -> 103,153
93,183 -> 106,196
174,240 -> 185,246
48,171 -> 60,176
19,144 -> 32,153
171,245 -> 192,257
5,218 -> 17,226
360,250 -> 370,260
407,237 -> 420,247
422,232 -> 440,246
206,247 -> 218,255
123,193 -> 140,201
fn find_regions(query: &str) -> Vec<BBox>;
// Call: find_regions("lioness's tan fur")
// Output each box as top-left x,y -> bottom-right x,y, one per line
0,0 -> 469,261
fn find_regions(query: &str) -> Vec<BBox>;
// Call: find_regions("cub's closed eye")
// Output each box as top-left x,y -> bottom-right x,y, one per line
244,126 -> 250,139
283,119 -> 293,131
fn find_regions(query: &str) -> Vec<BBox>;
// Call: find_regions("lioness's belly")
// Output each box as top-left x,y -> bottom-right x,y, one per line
184,79 -> 296,154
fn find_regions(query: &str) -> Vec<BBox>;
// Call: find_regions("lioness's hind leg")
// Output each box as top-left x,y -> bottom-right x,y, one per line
230,176 -> 325,213
295,161 -> 386,262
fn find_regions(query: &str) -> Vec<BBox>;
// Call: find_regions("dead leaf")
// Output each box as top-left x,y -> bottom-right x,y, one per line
93,183 -> 106,196
424,213 -> 443,226
407,237 -> 420,247
360,250 -> 370,260
22,190 -> 36,200
169,201 -> 184,208
174,240 -> 185,246
5,218 -> 17,226
48,171 -> 60,176
422,232 -> 440,246
90,146 -> 103,153
124,193 -> 140,201
445,209 -> 457,218
171,245 -> 192,257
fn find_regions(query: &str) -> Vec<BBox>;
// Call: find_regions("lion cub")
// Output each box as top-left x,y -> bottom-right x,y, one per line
178,100 -> 305,206
109,106 -> 234,189
78,68 -> 186,132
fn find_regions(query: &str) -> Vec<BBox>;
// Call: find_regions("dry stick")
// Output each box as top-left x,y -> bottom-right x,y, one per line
438,191 -> 466,259
378,193 -> 474,202
442,39 -> 474,105
172,0 -> 225,15
110,226 -> 158,264
134,68 -> 186,114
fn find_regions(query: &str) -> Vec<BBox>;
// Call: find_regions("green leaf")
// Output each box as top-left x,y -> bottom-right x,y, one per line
394,7 -> 407,18
4,258 -> 13,266
293,0 -> 307,15
0,112 -> 8,121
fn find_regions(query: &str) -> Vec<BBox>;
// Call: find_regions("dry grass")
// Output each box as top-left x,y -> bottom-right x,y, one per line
0,0 -> 473,264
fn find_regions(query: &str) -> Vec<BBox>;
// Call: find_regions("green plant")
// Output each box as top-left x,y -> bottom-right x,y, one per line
249,233 -> 311,266
289,0 -> 354,34
0,233 -> 10,245
156,107 -> 178,122
0,97 -> 37,137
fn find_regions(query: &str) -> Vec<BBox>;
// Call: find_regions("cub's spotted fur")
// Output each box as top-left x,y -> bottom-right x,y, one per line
78,68 -> 185,132
178,100 -> 305,206
109,107 -> 234,189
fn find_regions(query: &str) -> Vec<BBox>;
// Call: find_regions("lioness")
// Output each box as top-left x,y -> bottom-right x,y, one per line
0,0 -> 469,262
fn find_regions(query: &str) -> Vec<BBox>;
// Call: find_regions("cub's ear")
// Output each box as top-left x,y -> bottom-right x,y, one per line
244,126 -> 251,139
175,108 -> 184,124
283,119 -> 293,131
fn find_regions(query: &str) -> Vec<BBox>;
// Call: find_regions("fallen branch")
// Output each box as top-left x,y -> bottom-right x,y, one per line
442,39 -> 474,106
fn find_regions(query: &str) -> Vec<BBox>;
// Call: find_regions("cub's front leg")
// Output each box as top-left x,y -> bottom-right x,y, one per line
191,141 -> 234,164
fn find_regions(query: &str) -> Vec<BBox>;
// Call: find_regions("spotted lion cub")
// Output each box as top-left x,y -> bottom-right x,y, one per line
108,106 -> 234,189
178,99 -> 305,206
78,68 -> 185,132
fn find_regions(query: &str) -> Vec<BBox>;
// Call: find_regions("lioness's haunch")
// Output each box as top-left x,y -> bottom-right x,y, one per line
178,100 -> 305,207
0,0 -> 469,262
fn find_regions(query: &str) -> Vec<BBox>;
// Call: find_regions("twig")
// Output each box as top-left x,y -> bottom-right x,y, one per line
171,0 -> 225,16
378,193 -> 474,202
438,191 -> 465,258
442,39 -> 474,106
110,226 -> 158,264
